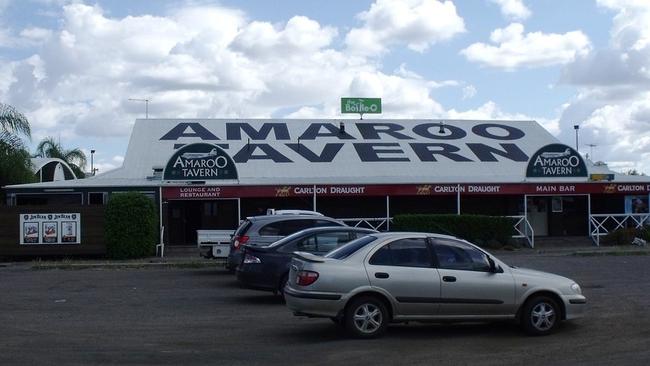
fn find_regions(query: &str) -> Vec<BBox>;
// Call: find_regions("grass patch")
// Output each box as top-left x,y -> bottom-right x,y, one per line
30,259 -> 222,270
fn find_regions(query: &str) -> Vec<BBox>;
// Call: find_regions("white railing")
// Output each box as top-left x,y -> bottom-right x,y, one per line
589,213 -> 650,246
507,215 -> 535,248
340,216 -> 534,248
339,217 -> 392,231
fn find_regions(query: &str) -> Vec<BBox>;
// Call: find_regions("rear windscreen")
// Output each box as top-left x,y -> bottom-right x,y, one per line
325,235 -> 377,260
234,220 -> 252,236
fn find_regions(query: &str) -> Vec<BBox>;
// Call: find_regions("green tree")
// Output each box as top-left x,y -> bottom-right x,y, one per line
0,103 -> 35,199
105,192 -> 157,259
34,137 -> 87,178
0,103 -> 31,138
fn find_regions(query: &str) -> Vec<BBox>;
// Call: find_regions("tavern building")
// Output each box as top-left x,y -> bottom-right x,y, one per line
3,119 -> 649,254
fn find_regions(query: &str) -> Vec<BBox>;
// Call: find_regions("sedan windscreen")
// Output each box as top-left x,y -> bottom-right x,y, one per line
325,235 -> 377,259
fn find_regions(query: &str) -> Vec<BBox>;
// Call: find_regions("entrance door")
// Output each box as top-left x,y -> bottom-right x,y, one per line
166,199 -> 239,245
527,195 -> 589,237
527,197 -> 549,236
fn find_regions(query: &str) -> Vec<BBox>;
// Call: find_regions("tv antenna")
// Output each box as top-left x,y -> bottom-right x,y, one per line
128,98 -> 150,119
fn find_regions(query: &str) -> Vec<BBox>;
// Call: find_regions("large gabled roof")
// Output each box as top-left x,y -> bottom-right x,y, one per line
6,118 -> 650,190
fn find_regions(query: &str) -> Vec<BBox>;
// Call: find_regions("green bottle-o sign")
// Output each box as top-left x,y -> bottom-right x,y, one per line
341,98 -> 382,114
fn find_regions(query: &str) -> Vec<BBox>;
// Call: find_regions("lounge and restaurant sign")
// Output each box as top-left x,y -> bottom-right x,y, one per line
526,144 -> 587,178
20,213 -> 80,245
163,143 -> 238,181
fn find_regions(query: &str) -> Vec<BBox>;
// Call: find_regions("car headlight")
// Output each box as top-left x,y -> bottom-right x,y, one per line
570,283 -> 582,294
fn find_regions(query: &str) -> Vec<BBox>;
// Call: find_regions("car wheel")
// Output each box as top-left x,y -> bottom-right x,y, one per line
344,296 -> 388,338
521,295 -> 560,336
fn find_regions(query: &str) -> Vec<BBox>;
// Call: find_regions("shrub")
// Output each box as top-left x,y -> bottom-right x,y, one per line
603,226 -> 650,246
392,214 -> 515,248
105,192 -> 157,259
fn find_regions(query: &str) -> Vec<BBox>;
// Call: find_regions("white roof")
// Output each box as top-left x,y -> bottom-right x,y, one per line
8,118 -> 648,189
119,118 -> 557,184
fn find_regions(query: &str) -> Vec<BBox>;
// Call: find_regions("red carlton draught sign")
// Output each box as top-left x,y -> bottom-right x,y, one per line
162,182 -> 650,200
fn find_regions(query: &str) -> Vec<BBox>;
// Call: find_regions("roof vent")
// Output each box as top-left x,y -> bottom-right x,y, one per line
146,165 -> 164,180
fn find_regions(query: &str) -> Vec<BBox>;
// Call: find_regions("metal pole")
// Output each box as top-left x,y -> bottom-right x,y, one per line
587,194 -> 588,246
523,195 -> 528,237
145,100 -> 149,119
456,184 -> 461,215
158,186 -> 163,243
313,184 -> 317,212
386,195 -> 390,231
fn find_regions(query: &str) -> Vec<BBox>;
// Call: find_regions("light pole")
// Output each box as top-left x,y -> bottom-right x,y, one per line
573,125 -> 580,152
586,143 -> 597,160
90,149 -> 95,176
128,98 -> 150,119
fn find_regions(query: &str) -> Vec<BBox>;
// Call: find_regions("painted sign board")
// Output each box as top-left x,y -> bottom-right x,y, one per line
341,98 -> 382,114
162,182 -> 650,200
20,213 -> 80,245
163,143 -> 238,181
526,144 -> 587,178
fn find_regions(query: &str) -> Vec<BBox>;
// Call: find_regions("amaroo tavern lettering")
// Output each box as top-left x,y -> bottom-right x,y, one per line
526,144 -> 586,178
163,143 -> 238,180
160,122 -> 530,163
173,154 -> 229,177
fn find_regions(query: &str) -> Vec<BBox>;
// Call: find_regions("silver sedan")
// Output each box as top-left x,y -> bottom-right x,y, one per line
284,232 -> 586,338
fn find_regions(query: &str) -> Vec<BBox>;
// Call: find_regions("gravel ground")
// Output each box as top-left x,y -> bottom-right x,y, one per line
1,253 -> 649,366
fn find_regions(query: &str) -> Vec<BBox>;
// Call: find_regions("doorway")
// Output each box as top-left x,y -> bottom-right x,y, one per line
166,199 -> 239,245
526,195 -> 588,237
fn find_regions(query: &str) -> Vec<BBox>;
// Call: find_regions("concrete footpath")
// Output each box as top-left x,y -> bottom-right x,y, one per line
1,241 -> 648,270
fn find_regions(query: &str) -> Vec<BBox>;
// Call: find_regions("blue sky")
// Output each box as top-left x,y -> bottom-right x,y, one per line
1,0 -> 649,174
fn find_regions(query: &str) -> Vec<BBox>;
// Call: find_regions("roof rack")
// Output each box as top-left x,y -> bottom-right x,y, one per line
266,209 -> 324,216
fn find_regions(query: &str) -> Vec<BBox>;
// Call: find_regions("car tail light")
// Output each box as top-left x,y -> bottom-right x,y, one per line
233,235 -> 249,249
296,270 -> 319,286
243,253 -> 261,264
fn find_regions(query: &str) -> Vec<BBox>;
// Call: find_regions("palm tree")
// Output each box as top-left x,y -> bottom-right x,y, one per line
1,103 -> 31,136
0,103 -> 35,192
34,137 -> 87,178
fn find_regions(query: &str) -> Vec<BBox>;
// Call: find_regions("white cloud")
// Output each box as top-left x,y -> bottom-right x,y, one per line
345,0 -> 465,56
462,85 -> 476,100
489,0 -> 531,21
447,101 -> 560,135
461,23 -> 591,70
556,1 -> 650,173
232,16 -> 337,58
2,1 -> 470,152
20,27 -> 52,42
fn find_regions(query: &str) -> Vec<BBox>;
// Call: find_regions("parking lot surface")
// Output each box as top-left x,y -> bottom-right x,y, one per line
1,253 -> 650,366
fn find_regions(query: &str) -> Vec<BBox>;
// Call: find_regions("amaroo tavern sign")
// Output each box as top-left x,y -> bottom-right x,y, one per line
526,144 -> 587,178
159,121 -> 534,163
163,143 -> 238,181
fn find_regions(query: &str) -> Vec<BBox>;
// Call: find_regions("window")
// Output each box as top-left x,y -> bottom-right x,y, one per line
313,231 -> 352,253
325,235 -> 377,260
88,192 -> 106,205
433,239 -> 491,272
280,231 -> 352,253
294,235 -> 317,252
203,202 -> 218,216
259,219 -> 314,236
368,238 -> 432,268
312,219 -> 344,228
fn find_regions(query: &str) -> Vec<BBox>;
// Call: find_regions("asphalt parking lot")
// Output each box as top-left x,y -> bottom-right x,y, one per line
1,253 -> 650,366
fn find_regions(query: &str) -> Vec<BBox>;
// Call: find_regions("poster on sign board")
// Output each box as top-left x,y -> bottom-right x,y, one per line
19,213 -> 80,245
625,195 -> 649,214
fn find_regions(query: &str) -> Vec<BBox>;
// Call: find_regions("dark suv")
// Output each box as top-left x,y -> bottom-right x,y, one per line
226,213 -> 345,271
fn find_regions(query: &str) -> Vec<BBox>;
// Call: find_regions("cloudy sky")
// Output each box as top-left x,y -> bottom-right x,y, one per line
1,0 -> 649,174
